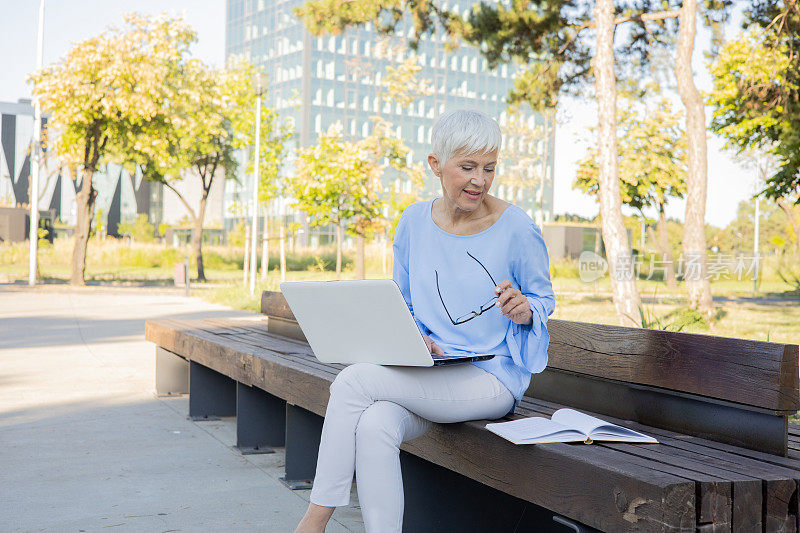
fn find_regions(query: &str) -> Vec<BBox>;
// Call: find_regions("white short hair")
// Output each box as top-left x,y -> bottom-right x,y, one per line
430,109 -> 502,165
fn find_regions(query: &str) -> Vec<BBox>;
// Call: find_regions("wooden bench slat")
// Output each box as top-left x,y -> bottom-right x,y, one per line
514,402 -> 759,531
260,292 -> 799,412
403,418 -> 697,532
146,312 -> 800,532
520,397 -> 800,533
546,319 -> 798,412
521,395 -> 799,474
149,318 -> 336,376
147,317 -> 701,532
146,319 -> 340,387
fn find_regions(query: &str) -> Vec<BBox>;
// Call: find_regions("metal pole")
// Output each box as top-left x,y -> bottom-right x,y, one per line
184,257 -> 190,297
279,221 -> 286,283
261,206 -> 269,281
29,0 -> 45,286
753,196 -> 759,294
243,223 -> 250,285
249,85 -> 262,296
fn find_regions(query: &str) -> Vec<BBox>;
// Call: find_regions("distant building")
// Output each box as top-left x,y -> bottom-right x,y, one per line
0,99 -> 226,239
224,0 -> 555,245
1,99 -> 38,209
541,223 -> 603,261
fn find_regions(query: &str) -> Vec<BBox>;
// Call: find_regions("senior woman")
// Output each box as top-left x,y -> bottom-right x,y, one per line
294,109 -> 554,533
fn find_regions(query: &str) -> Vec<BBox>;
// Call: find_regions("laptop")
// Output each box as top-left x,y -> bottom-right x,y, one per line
280,279 -> 495,366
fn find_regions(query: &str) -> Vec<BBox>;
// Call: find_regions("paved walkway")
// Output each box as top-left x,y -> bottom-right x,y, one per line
0,285 -> 364,532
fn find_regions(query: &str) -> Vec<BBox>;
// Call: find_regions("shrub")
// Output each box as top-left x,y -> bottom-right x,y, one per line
117,214 -> 156,242
549,259 -> 580,279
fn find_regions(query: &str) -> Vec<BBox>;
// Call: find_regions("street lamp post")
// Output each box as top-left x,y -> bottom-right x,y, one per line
29,0 -> 45,286
249,73 -> 268,296
753,194 -> 760,295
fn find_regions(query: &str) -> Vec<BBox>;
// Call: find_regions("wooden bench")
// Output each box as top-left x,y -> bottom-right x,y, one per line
145,290 -> 800,532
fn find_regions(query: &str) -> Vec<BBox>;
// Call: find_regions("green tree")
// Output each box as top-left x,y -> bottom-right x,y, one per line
738,1 -> 800,204
707,4 -> 800,254
29,13 -> 195,285
294,0 -> 682,326
357,116 -> 424,276
714,199 -> 797,255
288,125 -> 383,279
289,114 -> 422,280
576,97 -> 688,288
117,56 -> 290,281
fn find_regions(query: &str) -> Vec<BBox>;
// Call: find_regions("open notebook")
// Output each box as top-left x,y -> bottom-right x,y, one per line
485,408 -> 658,445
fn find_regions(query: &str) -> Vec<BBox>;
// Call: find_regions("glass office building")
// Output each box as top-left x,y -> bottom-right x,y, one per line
225,0 -> 555,245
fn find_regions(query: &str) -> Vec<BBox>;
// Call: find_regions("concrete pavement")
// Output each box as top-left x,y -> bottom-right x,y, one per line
0,285 -> 365,532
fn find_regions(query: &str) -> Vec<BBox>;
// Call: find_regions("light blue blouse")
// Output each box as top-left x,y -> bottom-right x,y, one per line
392,198 -> 555,414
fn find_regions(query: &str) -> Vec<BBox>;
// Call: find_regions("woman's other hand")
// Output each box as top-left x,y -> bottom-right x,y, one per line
494,280 -> 533,325
422,334 -> 445,355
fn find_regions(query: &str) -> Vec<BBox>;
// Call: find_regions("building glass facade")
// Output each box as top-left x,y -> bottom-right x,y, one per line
225,0 -> 555,245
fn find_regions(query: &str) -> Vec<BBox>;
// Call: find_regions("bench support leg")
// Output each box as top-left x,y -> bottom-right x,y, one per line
188,361 -> 236,421
235,382 -> 285,455
400,452 -> 601,533
280,403 -> 323,490
155,347 -> 188,396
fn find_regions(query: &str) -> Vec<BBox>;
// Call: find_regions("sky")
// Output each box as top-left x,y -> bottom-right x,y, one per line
0,0 -> 758,228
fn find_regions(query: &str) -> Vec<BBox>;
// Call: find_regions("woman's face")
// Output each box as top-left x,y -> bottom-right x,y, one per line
428,149 -> 498,212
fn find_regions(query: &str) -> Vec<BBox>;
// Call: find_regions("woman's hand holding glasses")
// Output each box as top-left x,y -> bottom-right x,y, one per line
494,280 -> 533,326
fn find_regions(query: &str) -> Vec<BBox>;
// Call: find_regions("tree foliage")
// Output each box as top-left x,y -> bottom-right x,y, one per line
498,112 -> 549,220
296,0 -> 732,110
575,96 -> 687,214
114,51 -> 291,281
291,125 -> 381,228
288,120 -> 421,234
31,14 -> 196,171
29,13 -> 196,285
707,1 -> 800,202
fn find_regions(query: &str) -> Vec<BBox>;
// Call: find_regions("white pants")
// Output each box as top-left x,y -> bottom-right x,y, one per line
309,362 -> 515,533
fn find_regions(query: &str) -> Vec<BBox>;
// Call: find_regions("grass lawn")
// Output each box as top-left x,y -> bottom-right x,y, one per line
3,238 -> 798,421
2,238 -> 797,344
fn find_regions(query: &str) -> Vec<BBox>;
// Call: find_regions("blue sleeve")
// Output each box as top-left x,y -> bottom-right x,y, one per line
392,210 -> 430,336
505,220 -> 555,374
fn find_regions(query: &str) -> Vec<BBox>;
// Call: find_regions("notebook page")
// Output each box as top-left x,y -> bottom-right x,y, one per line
591,427 -> 658,443
550,408 -> 608,435
486,417 -> 583,444
552,409 -> 658,443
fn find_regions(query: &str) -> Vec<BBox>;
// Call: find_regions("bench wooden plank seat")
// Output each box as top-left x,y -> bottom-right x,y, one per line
145,298 -> 800,533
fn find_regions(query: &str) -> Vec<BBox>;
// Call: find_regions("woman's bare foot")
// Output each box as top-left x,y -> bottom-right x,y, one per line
293,503 -> 335,533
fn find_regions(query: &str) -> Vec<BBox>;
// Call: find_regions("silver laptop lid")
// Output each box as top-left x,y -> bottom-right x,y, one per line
280,279 -> 434,366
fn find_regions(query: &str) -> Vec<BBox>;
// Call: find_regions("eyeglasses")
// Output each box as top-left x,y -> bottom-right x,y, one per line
435,251 -> 499,325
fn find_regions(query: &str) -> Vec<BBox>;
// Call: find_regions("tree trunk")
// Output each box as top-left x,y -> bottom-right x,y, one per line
676,0 -> 713,316
657,204 -> 678,289
192,194 -> 208,282
777,197 -> 800,256
335,221 -> 342,280
70,170 -> 97,286
356,234 -> 365,279
594,0 -> 642,327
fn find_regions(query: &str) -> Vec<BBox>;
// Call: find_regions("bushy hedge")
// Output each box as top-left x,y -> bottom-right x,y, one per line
0,238 -> 353,273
